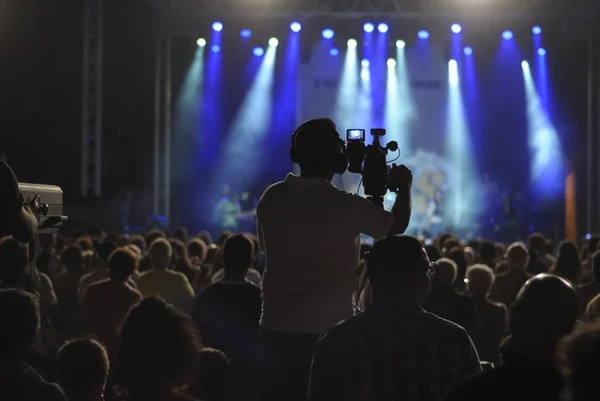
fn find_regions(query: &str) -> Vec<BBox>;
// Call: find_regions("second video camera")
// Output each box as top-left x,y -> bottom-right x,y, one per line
346,128 -> 399,208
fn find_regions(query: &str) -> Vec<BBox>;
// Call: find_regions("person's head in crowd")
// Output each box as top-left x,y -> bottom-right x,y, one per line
448,247 -> 468,291
57,338 -> 109,401
222,234 -> 254,281
586,294 -> 600,318
442,237 -> 461,254
145,229 -> 166,250
105,232 -> 121,245
367,235 -> 432,306
431,258 -> 457,289
82,250 -> 96,272
436,233 -> 453,250
0,236 -> 29,288
217,231 -> 232,248
552,240 -> 582,284
425,244 -> 441,264
77,236 -> 94,252
109,248 -> 138,283
504,274 -> 577,360
528,232 -> 547,254
95,241 -> 118,269
173,227 -> 189,244
129,234 -> 147,255
117,296 -> 202,396
197,231 -> 213,246
188,238 -> 208,263
0,289 -> 40,363
464,246 -> 476,266
170,238 -> 189,265
359,242 -> 372,262
62,245 -> 84,273
148,238 -> 172,270
505,241 -> 529,271
291,117 -> 345,180
466,264 -> 495,300
478,240 -> 496,267
559,322 -> 600,401
39,234 -> 56,254
125,244 -> 142,261
205,244 -> 220,266
189,348 -> 233,401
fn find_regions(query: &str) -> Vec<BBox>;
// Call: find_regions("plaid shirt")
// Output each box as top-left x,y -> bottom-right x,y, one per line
308,303 -> 481,401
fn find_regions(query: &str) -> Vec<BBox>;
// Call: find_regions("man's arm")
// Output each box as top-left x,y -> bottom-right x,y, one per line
387,185 -> 411,236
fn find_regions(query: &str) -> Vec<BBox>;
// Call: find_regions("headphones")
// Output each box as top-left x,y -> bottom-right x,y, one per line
289,125 -> 348,175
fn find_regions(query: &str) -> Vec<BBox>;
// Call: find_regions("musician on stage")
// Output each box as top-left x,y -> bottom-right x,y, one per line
426,189 -> 445,236
213,185 -> 242,232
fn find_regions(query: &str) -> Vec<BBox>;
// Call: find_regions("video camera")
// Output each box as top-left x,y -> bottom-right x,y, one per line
18,183 -> 67,235
346,128 -> 399,208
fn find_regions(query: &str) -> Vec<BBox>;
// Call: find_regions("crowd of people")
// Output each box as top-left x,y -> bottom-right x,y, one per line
2,119 -> 600,401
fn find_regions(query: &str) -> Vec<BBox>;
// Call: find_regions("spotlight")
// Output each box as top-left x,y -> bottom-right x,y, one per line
463,46 -> 473,56
387,58 -> 396,67
269,37 -> 279,47
240,29 -> 251,38
253,47 -> 264,56
396,40 -> 406,48
347,39 -> 358,48
537,48 -> 546,56
451,24 -> 462,34
322,29 -> 334,39
212,22 -> 223,32
290,22 -> 302,32
364,23 -> 375,33
361,59 -> 370,67
211,45 -> 220,53
418,30 -> 430,39
196,38 -> 206,47
521,60 -> 529,69
502,30 -> 514,40
532,26 -> 542,35
329,48 -> 339,56
378,23 -> 389,33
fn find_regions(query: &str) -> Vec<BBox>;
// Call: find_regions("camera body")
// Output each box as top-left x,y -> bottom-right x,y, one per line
18,183 -> 67,234
346,129 -> 399,208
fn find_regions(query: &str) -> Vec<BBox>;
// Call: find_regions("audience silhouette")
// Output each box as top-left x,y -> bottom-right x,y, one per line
309,235 -> 480,401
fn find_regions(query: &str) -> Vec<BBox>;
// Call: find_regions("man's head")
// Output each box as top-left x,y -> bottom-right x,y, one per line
0,236 -> 29,288
510,274 -> 577,345
57,338 -> 109,401
560,322 -> 600,401
149,238 -> 172,270
528,232 -> 547,253
431,258 -> 457,288
290,118 -> 347,180
505,242 -> 529,269
367,235 -> 432,305
466,264 -> 495,298
62,245 -> 84,272
187,238 -> 208,263
0,289 -> 40,362
173,227 -> 189,244
222,234 -> 254,280
478,240 -> 496,266
109,248 -> 138,282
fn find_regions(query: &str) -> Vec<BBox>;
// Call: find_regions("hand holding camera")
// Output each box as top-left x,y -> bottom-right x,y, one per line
388,164 -> 413,193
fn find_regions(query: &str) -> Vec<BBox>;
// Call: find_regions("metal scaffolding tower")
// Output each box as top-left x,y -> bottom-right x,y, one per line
81,0 -> 103,197
153,29 -> 172,223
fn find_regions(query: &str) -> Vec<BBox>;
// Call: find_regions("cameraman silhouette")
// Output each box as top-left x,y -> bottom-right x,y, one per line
256,118 -> 412,401
0,160 -> 37,243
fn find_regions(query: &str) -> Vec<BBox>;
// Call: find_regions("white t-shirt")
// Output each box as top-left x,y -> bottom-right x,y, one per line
257,174 -> 394,334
